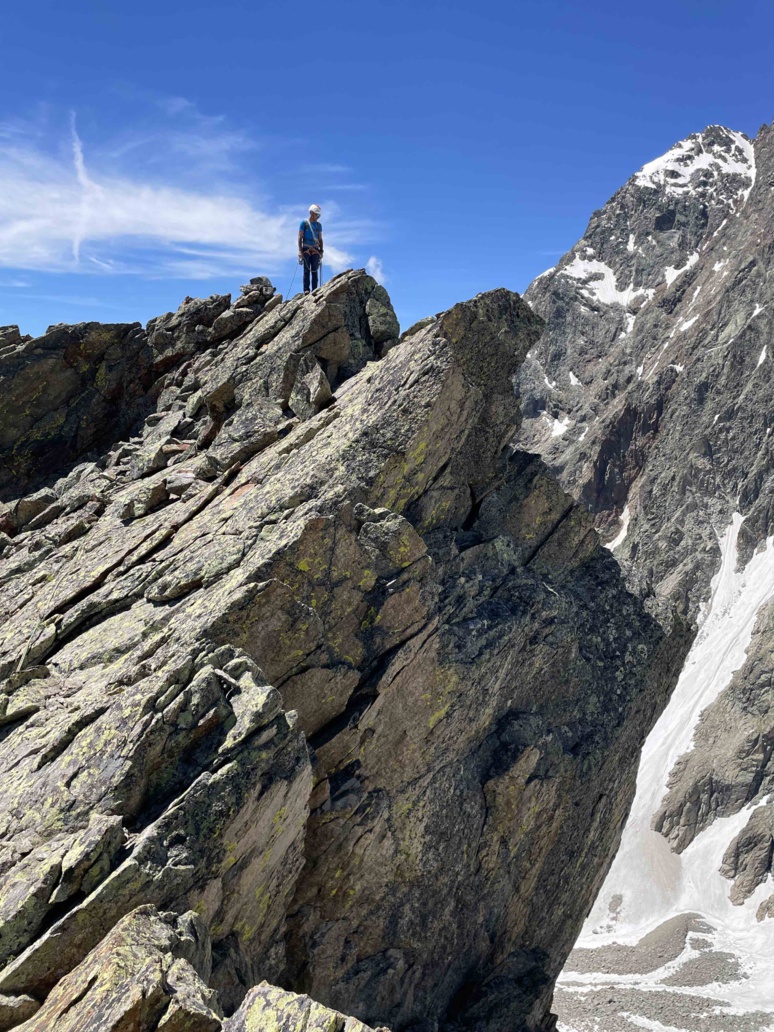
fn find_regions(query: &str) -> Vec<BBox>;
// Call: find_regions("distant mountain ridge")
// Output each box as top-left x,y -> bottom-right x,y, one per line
518,122 -> 774,1032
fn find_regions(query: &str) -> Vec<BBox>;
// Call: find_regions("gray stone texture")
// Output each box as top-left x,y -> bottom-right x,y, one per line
0,270 -> 688,1030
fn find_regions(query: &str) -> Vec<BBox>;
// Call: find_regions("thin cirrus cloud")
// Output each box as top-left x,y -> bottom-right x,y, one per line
0,105 -> 362,281
305,163 -> 353,174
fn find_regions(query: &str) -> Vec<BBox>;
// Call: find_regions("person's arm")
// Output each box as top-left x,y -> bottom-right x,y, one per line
318,229 -> 324,256
298,227 -> 304,257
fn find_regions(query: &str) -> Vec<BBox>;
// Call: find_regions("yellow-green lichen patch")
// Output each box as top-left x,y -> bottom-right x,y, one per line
424,665 -> 461,732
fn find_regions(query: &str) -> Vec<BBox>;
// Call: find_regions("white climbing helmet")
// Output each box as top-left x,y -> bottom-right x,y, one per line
309,204 -> 322,215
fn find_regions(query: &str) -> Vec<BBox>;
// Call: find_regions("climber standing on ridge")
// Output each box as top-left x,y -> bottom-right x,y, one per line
298,204 -> 324,294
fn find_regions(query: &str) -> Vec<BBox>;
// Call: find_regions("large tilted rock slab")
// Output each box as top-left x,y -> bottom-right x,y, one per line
0,272 -> 689,1030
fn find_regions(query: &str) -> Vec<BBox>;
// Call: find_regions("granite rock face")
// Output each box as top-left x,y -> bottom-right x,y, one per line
518,122 -> 774,1026
0,281 -> 280,505
520,124 -> 766,595
9,905 -> 380,1032
0,271 -> 688,1030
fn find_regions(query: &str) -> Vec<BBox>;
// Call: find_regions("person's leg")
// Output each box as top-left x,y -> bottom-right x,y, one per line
310,253 -> 320,290
302,254 -> 311,293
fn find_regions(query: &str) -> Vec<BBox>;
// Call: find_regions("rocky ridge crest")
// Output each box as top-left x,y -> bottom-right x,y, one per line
0,272 -> 688,1030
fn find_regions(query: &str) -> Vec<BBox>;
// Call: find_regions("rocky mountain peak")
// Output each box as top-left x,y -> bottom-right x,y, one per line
518,120 -> 774,1031
632,124 -> 754,200
521,121 -> 774,598
529,125 -> 756,341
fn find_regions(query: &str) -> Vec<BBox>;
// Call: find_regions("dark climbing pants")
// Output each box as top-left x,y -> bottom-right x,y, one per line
303,251 -> 320,292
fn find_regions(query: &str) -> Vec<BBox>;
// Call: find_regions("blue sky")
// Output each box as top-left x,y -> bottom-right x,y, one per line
1,0 -> 772,337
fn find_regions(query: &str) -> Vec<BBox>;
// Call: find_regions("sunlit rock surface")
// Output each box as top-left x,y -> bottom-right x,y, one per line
0,271 -> 688,1030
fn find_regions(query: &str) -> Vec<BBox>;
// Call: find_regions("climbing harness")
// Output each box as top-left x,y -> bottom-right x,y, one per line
303,218 -> 321,255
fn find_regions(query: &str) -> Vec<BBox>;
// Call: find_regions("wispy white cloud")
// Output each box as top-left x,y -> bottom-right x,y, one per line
88,256 -> 115,270
70,112 -> 95,263
0,103 -> 364,280
366,256 -> 386,284
155,95 -> 197,117
306,163 -> 352,174
0,116 -> 45,141
0,123 -> 33,141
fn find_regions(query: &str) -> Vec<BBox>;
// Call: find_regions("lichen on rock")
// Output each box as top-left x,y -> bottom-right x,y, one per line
0,270 -> 689,1031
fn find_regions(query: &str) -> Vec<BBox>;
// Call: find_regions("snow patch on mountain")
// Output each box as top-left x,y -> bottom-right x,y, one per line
546,413 -> 571,437
571,514 -> 774,1011
605,503 -> 631,551
664,252 -> 699,287
561,256 -> 653,308
633,128 -> 755,204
